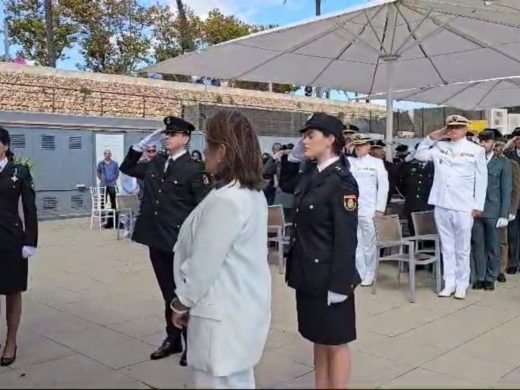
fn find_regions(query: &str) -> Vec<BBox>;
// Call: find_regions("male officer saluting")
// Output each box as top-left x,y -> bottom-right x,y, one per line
120,116 -> 211,364
470,129 -> 512,291
415,115 -> 487,299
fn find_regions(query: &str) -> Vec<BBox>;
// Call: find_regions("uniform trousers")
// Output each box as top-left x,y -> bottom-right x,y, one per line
355,215 -> 377,281
191,367 -> 255,389
507,209 -> 520,270
434,207 -> 473,290
500,227 -> 508,273
470,218 -> 500,283
149,247 -> 182,342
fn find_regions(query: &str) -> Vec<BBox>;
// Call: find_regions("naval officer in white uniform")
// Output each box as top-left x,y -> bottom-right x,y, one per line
348,135 -> 389,286
415,115 -> 488,299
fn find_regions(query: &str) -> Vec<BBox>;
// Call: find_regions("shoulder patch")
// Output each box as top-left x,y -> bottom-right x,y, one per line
344,194 -> 357,211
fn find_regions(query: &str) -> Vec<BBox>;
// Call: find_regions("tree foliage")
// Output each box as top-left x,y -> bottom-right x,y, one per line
5,0 -> 296,93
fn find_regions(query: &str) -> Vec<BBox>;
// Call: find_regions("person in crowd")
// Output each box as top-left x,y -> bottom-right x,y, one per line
496,138 -> 520,282
470,129 -> 512,291
263,144 -> 301,222
262,142 -> 282,205
191,150 -> 203,162
349,135 -> 389,286
504,128 -> 520,274
136,144 -> 157,203
261,152 -> 271,165
342,124 -> 359,156
0,127 -> 38,366
370,140 -> 396,205
415,115 -> 487,299
120,116 -> 211,365
96,149 -> 119,228
286,112 -> 360,389
394,144 -> 409,165
396,144 -> 434,236
170,111 -> 271,389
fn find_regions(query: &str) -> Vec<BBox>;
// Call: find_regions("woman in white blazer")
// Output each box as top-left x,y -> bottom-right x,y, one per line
170,110 -> 272,389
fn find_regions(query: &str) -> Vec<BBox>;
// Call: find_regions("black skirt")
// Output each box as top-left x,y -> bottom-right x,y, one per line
296,290 -> 356,345
0,249 -> 28,295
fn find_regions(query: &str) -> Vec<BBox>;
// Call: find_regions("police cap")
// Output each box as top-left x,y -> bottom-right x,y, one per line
163,116 -> 195,135
395,144 -> 408,153
301,112 -> 344,139
370,140 -> 386,149
512,127 -> 520,137
478,128 -> 502,141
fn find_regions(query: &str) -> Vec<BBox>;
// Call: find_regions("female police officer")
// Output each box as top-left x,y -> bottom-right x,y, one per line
286,113 -> 360,389
0,127 -> 38,366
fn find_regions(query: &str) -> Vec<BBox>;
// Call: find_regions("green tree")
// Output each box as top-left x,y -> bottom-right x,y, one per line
72,0 -> 154,74
4,0 -> 79,65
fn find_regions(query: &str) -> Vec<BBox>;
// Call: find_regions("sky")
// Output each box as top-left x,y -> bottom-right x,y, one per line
0,0 -> 431,110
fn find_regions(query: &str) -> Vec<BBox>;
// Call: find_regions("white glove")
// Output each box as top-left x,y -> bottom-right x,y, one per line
497,218 -> 509,228
509,214 -> 516,222
327,291 -> 348,306
288,137 -> 306,163
134,128 -> 163,152
22,246 -> 37,259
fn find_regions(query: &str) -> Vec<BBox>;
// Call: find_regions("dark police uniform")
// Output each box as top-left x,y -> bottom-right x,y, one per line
0,160 -> 38,295
286,113 -> 361,346
120,116 -> 211,361
396,159 -> 434,236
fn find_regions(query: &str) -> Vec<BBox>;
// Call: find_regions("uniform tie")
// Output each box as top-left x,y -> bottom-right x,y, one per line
164,157 -> 174,173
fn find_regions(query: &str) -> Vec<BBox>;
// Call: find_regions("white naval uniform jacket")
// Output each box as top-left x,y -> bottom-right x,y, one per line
173,182 -> 272,376
347,155 -> 389,217
415,136 -> 488,212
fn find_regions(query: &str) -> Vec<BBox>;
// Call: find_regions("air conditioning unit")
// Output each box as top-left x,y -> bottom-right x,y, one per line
487,108 -> 508,134
508,114 -> 520,133
397,131 -> 415,138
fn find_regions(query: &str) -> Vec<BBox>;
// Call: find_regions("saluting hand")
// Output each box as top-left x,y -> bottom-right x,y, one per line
429,127 -> 448,141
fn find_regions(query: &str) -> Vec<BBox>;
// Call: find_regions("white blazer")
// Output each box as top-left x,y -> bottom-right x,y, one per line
174,182 -> 272,377
348,155 -> 389,217
415,136 -> 488,212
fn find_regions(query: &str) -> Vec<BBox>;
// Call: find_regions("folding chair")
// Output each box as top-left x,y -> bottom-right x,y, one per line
116,194 -> 140,240
267,205 -> 292,274
89,186 -> 116,230
372,214 -> 439,303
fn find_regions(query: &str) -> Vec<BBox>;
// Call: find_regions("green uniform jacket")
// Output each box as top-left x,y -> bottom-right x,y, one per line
482,155 -> 512,219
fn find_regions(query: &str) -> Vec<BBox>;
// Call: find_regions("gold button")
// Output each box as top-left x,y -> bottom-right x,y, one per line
156,200 -> 159,204
314,258 -> 319,263
154,211 -> 158,216
158,189 -> 162,193
309,205 -> 314,209
174,180 -> 178,184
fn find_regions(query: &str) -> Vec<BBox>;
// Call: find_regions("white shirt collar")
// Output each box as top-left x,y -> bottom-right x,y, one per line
317,156 -> 339,173
486,152 -> 494,162
169,149 -> 187,161
0,157 -> 7,172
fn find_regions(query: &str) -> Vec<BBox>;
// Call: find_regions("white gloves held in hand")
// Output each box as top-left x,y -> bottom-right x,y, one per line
135,128 -> 163,152
327,291 -> 348,306
22,246 -> 37,259
496,218 -> 509,228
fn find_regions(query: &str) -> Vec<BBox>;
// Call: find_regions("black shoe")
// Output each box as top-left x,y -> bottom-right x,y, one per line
0,346 -> 17,367
150,338 -> 183,360
506,266 -> 518,275
179,350 -> 187,367
497,273 -> 507,283
472,281 -> 485,290
484,281 -> 495,291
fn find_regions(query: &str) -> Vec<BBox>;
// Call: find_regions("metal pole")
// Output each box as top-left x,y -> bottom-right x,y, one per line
385,59 -> 395,162
3,17 -> 9,62
268,82 -> 273,92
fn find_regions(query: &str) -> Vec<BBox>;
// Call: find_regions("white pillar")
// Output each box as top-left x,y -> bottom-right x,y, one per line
385,59 -> 395,162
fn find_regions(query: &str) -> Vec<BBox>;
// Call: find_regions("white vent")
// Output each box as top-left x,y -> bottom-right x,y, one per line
11,134 -> 26,149
43,197 -> 58,211
41,135 -> 56,150
71,195 -> 84,210
69,136 -> 82,150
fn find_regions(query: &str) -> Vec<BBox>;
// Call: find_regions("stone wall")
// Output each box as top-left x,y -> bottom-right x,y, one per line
0,63 -> 385,136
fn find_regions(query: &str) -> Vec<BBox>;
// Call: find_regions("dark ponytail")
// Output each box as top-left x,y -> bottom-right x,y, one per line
0,127 -> 13,161
6,149 -> 14,162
